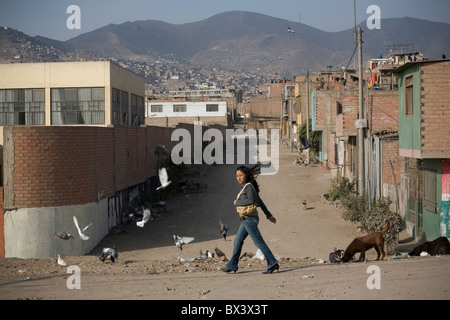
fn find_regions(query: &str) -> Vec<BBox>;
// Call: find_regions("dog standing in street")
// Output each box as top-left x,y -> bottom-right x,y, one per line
342,221 -> 390,262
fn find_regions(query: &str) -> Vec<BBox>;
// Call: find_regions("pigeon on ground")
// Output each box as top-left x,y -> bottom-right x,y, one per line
198,250 -> 213,260
218,219 -> 229,241
214,247 -> 227,259
57,254 -> 67,266
156,167 -> 172,190
173,235 -> 194,251
54,231 -> 74,240
99,246 -> 118,263
73,216 -> 92,241
123,213 -> 136,225
136,207 -> 151,227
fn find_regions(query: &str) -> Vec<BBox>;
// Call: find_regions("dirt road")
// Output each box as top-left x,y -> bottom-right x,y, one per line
0,142 -> 449,303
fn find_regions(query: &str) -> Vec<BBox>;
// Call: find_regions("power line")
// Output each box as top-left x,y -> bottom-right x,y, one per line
345,44 -> 357,71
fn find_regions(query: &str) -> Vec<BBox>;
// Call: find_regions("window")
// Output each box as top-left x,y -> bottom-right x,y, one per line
336,101 -> 343,115
131,94 -> 137,126
130,94 -> 144,126
405,76 -> 414,116
121,91 -> 128,125
111,88 -> 130,125
51,87 -> 105,125
0,89 -> 45,125
136,95 -> 144,126
173,104 -> 186,112
111,88 -> 120,125
151,105 -> 163,113
206,104 -> 219,112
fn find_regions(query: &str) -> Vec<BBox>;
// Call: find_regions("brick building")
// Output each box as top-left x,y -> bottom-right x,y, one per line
0,62 -> 216,258
0,61 -> 150,258
394,59 -> 450,241
311,82 -> 400,205
244,80 -> 289,131
0,124 -> 201,258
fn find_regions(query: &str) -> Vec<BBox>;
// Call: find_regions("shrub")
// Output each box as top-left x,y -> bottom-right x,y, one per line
328,177 -> 357,202
341,193 -> 406,249
298,119 -> 320,155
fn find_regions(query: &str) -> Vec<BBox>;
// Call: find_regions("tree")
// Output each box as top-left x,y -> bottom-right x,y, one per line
298,119 -> 319,155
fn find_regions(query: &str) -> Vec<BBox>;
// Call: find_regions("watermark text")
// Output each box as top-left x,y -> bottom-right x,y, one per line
367,5 -> 381,30
66,5 -> 81,30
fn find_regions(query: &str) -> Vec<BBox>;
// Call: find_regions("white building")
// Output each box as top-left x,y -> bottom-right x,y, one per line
146,101 -> 228,127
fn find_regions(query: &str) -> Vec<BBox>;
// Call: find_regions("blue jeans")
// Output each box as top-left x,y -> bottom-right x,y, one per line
226,216 -> 278,271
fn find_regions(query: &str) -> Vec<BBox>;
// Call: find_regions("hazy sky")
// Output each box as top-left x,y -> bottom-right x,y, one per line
1,0 -> 449,41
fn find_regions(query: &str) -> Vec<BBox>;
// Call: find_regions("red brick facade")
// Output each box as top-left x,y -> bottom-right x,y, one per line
2,124 -> 216,210
420,61 -> 450,157
313,87 -> 401,199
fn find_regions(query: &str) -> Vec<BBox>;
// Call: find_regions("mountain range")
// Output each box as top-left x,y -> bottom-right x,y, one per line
2,11 -> 450,75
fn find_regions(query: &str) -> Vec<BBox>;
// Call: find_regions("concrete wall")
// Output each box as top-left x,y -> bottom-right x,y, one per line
4,201 -> 108,258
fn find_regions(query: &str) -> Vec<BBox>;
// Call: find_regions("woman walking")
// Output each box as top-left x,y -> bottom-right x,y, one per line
222,164 -> 279,274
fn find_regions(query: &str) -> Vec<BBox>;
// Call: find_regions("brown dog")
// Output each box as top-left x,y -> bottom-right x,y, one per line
342,221 -> 390,262
302,200 -> 307,211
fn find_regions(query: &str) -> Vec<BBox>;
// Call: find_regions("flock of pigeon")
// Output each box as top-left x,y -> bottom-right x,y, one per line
53,167 -> 229,265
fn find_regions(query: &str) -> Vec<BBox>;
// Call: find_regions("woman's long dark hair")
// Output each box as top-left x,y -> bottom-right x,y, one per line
236,163 -> 261,193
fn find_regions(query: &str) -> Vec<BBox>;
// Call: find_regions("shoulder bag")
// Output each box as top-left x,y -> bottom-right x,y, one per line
235,183 -> 258,216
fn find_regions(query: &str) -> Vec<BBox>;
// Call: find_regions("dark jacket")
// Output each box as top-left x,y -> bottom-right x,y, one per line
235,183 -> 273,219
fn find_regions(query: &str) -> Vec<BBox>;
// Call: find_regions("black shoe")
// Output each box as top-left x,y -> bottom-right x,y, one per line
263,264 -> 279,274
221,267 -> 236,274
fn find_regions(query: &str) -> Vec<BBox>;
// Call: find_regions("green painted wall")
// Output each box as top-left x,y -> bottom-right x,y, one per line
422,159 -> 442,240
398,65 -> 421,153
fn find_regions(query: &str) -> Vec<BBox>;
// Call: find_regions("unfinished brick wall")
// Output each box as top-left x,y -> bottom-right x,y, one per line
333,91 -> 398,136
339,94 -> 359,135
3,124 -> 201,209
381,137 -> 403,187
367,92 -> 399,133
4,127 -> 99,208
420,61 -> 450,157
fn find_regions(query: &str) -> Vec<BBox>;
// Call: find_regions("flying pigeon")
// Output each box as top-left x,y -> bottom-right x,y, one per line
156,167 -> 172,190
57,254 -> 67,266
300,137 -> 310,152
54,231 -> 74,240
136,207 -> 151,227
99,246 -> 118,263
73,216 -> 92,241
173,235 -> 194,251
218,219 -> 229,241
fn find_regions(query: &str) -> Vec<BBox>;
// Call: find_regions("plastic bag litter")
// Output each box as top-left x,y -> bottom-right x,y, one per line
253,249 -> 265,260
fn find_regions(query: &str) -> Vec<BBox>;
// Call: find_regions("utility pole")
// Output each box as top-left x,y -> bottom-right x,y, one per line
306,69 -> 310,164
357,27 -> 365,195
287,27 -> 309,164
326,65 -> 333,90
